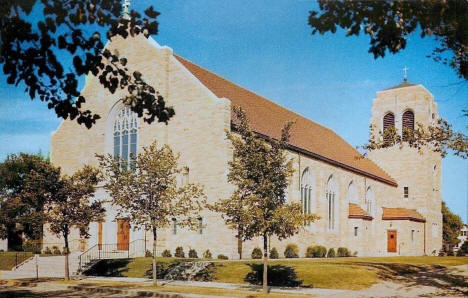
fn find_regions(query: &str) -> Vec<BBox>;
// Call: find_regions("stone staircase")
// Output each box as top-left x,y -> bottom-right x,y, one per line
1,253 -> 81,279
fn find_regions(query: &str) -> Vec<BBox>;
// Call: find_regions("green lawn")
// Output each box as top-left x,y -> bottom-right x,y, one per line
85,256 -> 468,290
0,252 -> 33,270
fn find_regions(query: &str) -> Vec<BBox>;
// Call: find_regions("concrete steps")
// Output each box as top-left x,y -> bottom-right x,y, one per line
9,253 -> 81,278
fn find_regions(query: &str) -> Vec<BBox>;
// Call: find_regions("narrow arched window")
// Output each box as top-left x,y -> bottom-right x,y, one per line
301,168 -> 313,225
347,181 -> 358,204
113,107 -> 138,164
383,112 -> 395,132
402,110 -> 414,131
326,176 -> 337,231
366,187 -> 374,216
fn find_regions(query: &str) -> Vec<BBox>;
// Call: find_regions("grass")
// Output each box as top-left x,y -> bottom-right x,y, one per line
0,252 -> 33,270
83,256 -> 468,290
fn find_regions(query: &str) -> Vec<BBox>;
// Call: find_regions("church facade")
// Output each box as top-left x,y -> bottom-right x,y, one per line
44,35 -> 442,258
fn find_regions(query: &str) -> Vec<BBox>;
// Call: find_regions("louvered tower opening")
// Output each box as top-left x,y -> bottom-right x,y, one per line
402,111 -> 414,130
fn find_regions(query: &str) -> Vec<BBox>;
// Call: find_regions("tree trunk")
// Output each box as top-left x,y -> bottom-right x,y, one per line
263,233 -> 268,294
237,234 -> 243,260
64,231 -> 70,280
152,227 -> 157,286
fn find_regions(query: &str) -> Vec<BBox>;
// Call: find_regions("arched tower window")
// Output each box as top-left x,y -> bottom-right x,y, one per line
402,110 -> 414,131
301,168 -> 313,225
383,112 -> 395,132
113,107 -> 138,163
366,187 -> 375,217
347,181 -> 358,204
326,175 -> 337,231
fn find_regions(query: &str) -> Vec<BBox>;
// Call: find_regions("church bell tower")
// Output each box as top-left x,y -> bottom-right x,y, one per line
368,77 -> 442,255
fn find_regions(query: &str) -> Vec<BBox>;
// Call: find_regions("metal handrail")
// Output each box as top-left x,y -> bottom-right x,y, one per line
78,239 -> 147,272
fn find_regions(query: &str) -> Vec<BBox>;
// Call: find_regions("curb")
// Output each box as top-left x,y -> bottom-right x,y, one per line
67,284 -> 198,297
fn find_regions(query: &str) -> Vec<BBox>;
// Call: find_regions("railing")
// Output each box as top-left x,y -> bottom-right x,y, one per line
78,239 -> 147,272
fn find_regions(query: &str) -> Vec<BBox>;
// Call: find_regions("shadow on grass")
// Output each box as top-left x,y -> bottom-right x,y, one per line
354,261 -> 468,296
244,263 -> 302,287
83,259 -> 131,277
0,290 -> 79,297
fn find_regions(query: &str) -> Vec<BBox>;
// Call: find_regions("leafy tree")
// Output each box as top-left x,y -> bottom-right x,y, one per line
309,0 -> 468,80
442,201 -> 464,248
365,119 -> 468,159
98,141 -> 205,286
213,107 -> 317,293
45,165 -> 104,280
0,153 -> 60,247
1,1 -> 174,128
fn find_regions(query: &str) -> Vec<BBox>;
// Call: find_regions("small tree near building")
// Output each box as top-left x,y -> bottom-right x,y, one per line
45,166 -> 104,280
442,201 -> 464,250
214,107 -> 317,293
98,141 -> 205,286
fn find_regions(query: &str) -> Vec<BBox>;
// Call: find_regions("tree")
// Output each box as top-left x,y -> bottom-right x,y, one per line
365,119 -> 468,159
98,141 -> 205,286
214,107 -> 317,293
0,153 -> 60,248
1,1 -> 174,128
442,201 -> 464,249
309,0 -> 468,80
45,165 -> 104,280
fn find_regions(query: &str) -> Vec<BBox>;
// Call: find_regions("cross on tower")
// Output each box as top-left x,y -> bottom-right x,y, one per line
403,66 -> 409,82
122,0 -> 130,19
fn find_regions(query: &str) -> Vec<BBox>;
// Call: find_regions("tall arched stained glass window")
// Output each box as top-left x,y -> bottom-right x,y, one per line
326,175 -> 337,231
301,168 -> 313,225
114,107 -> 138,163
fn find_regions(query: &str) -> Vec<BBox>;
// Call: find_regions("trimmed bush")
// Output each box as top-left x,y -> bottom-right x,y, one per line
52,246 -> 61,255
188,249 -> 198,258
337,247 -> 351,257
145,250 -> 153,257
284,244 -> 299,258
43,247 -> 52,255
251,247 -> 262,259
217,254 -> 228,260
203,249 -> 212,259
306,245 -> 327,258
270,247 -> 279,259
327,248 -> 336,258
174,246 -> 185,258
353,251 -> 358,257
162,249 -> 172,257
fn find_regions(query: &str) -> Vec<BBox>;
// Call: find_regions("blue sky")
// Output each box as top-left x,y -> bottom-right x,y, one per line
0,0 -> 467,221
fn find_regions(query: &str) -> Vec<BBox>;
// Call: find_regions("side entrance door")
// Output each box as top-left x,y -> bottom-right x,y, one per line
117,219 -> 130,250
387,230 -> 397,253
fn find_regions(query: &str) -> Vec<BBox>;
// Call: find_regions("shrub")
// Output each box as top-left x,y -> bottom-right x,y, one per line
43,247 -> 52,255
203,249 -> 212,259
188,249 -> 198,258
52,246 -> 61,255
23,241 -> 41,254
337,247 -> 351,257
217,254 -> 228,260
306,245 -> 327,258
244,264 -> 302,287
327,248 -> 336,258
145,250 -> 153,257
353,251 -> 358,257
251,247 -> 262,259
174,247 -> 185,258
284,244 -> 299,258
270,247 -> 279,259
162,249 -> 172,258
459,241 -> 468,256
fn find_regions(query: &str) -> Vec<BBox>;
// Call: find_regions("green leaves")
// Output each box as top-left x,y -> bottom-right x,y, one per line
309,0 -> 468,80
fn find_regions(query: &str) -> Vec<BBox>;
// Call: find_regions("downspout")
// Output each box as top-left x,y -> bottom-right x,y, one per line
423,221 -> 426,255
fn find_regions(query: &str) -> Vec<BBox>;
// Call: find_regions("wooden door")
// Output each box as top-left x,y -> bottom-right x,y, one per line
98,221 -> 103,250
117,219 -> 130,250
387,230 -> 397,252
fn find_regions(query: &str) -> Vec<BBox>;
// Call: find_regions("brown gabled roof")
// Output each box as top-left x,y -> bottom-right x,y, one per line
349,203 -> 373,220
382,208 -> 426,222
174,55 -> 397,186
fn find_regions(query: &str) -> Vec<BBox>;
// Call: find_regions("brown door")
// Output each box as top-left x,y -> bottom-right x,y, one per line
98,221 -> 103,250
117,219 -> 130,250
387,230 -> 397,252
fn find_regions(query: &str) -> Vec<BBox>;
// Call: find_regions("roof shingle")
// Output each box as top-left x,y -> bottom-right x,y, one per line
382,208 -> 426,222
174,55 -> 397,186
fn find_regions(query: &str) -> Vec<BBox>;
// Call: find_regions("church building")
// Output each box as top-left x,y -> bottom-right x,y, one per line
44,34 -> 442,259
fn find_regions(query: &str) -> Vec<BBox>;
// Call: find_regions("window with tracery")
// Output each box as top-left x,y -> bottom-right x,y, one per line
301,168 -> 313,225
113,107 -> 138,163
